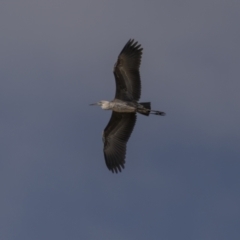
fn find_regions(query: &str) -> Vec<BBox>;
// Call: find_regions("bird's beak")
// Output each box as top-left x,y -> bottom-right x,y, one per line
89,103 -> 98,106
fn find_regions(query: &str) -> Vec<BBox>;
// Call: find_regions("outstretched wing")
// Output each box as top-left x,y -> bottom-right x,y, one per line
114,39 -> 143,101
103,112 -> 137,173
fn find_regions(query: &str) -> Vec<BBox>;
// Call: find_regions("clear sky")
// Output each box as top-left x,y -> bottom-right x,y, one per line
1,1 -> 240,239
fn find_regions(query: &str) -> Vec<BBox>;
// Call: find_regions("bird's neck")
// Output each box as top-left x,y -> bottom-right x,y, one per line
101,101 -> 112,110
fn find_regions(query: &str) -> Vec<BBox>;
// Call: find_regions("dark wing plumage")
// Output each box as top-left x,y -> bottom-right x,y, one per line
103,112 -> 137,173
114,39 -> 143,101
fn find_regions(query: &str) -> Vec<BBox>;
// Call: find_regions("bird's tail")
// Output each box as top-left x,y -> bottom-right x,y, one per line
138,102 -> 165,116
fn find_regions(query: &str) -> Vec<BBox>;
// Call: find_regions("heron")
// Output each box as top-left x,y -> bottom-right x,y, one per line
90,39 -> 165,173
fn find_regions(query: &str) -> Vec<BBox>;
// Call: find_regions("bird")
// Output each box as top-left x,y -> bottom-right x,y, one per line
90,39 -> 165,173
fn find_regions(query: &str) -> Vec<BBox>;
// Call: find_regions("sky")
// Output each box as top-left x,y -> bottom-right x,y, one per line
1,0 -> 240,239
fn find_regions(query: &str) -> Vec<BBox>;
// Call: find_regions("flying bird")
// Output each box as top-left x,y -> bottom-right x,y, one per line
90,39 -> 165,173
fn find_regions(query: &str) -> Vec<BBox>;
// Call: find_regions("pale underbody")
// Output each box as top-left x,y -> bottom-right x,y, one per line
100,99 -> 143,113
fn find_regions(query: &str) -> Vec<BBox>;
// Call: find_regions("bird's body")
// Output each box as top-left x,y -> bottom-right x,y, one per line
97,100 -> 136,112
90,39 -> 165,173
95,99 -> 158,114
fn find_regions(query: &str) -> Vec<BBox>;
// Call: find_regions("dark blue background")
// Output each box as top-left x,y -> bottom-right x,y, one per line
1,1 -> 240,239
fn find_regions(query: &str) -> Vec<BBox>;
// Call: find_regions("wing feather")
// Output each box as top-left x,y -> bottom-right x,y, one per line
103,112 -> 137,173
114,39 -> 143,101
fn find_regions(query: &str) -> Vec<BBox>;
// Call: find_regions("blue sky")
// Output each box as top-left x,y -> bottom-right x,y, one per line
1,1 -> 240,239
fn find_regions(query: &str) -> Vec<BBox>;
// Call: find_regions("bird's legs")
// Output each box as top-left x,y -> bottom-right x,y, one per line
149,109 -> 166,116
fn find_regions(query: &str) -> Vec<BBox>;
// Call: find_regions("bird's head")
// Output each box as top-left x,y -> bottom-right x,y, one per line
90,100 -> 111,110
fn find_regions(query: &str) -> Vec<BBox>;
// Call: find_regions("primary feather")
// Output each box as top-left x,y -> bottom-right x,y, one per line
113,39 -> 143,101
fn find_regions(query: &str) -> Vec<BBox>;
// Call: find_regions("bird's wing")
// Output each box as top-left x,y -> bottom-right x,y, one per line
113,39 -> 143,101
103,112 -> 137,173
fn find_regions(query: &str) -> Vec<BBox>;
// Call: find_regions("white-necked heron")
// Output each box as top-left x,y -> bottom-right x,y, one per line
90,39 -> 165,173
